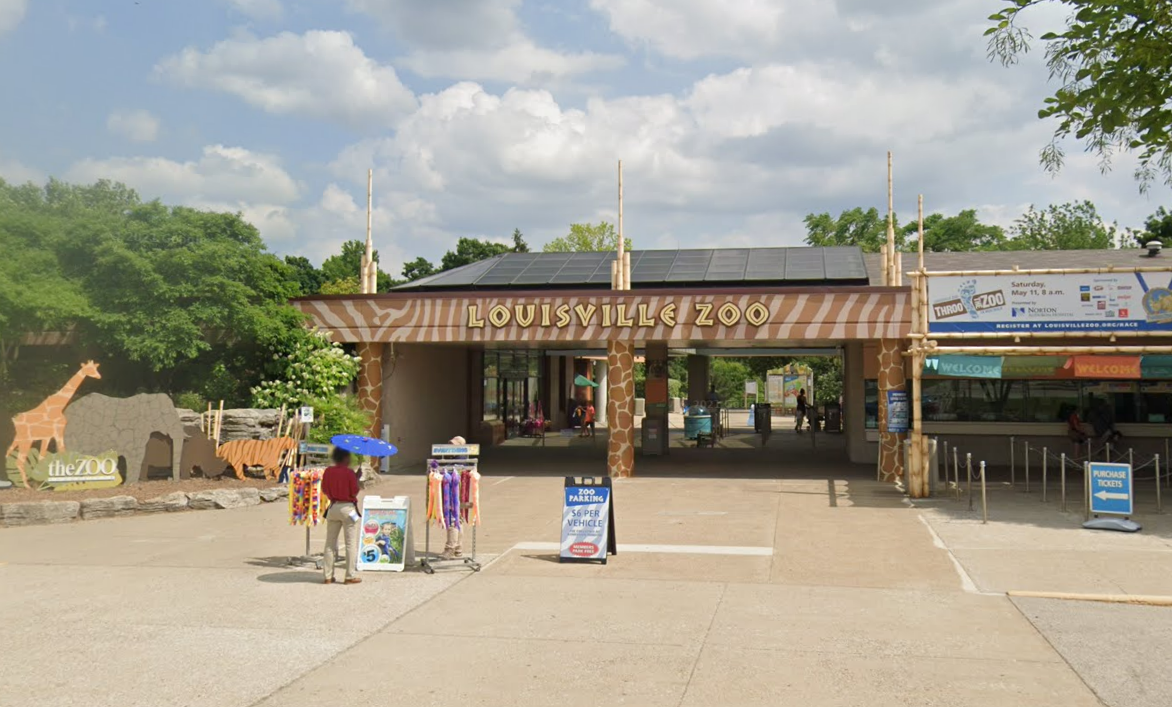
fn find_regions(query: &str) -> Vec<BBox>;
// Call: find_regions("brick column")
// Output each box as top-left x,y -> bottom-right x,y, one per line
606,341 -> 635,478
877,338 -> 906,483
356,342 -> 384,437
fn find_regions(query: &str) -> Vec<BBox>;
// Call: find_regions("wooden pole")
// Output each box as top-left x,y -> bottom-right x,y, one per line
886,151 -> 895,286
617,159 -> 625,290
880,244 -> 889,287
913,344 -> 1172,356
215,400 -> 224,448
364,168 -> 374,294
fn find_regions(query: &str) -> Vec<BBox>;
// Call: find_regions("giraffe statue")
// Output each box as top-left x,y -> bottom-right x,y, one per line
5,361 -> 101,488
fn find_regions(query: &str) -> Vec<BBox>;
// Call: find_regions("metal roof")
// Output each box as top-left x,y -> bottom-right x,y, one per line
864,249 -> 1160,283
395,247 -> 870,291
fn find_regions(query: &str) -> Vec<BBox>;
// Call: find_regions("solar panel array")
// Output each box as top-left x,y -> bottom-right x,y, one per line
396,247 -> 869,290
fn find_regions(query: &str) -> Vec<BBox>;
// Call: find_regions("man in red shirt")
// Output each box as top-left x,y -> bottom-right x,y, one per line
321,447 -> 362,585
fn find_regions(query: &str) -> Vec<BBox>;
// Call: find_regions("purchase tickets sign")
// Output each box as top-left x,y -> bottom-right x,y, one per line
560,482 -> 612,562
927,272 -> 1172,333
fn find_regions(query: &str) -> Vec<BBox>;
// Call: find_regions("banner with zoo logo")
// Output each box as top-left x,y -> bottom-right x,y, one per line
927,272 -> 1172,333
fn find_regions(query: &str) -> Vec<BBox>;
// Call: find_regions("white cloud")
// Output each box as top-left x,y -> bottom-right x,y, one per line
347,0 -> 623,83
225,0 -> 283,21
402,39 -> 623,84
65,145 -> 302,245
156,31 -> 417,129
589,0 -> 827,61
0,151 -> 42,184
106,110 -> 160,143
0,0 -> 26,35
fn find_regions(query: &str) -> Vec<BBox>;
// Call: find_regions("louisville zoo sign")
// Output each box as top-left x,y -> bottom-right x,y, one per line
467,301 -> 772,330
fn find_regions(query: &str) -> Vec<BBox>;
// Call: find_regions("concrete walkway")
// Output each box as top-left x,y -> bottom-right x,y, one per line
0,459 -> 1145,706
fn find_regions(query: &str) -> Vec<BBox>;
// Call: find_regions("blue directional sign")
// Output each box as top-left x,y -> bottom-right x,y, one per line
1088,462 -> 1133,516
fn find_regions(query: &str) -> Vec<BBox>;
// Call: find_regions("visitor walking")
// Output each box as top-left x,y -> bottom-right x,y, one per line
580,402 -> 596,438
321,447 -> 362,585
795,389 -> 808,433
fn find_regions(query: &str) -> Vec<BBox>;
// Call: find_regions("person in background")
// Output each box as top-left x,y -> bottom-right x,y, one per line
580,401 -> 596,438
1090,398 -> 1123,448
1066,404 -> 1088,458
795,388 -> 809,433
321,447 -> 362,585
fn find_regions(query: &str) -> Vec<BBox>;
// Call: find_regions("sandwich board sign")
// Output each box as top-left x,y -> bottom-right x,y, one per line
560,477 -> 617,564
357,496 -> 411,572
1088,462 -> 1133,516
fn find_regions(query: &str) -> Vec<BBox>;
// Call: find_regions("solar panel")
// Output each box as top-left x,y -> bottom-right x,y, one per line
822,247 -> 869,280
394,246 -> 870,290
784,248 -> 826,280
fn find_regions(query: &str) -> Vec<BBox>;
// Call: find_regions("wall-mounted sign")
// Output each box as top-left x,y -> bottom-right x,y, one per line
885,391 -> 909,434
923,355 -> 1003,379
467,300 -> 771,330
298,291 -> 910,344
928,272 -> 1172,333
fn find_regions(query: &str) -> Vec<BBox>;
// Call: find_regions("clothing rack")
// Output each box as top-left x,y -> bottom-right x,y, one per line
420,446 -> 482,574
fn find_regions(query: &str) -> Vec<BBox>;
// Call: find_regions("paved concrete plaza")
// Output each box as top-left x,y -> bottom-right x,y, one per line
2,443 -> 1170,706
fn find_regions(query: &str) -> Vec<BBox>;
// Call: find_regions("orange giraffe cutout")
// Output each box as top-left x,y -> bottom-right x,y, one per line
5,361 -> 101,488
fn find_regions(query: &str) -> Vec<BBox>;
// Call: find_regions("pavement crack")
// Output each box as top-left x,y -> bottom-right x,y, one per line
677,582 -> 727,707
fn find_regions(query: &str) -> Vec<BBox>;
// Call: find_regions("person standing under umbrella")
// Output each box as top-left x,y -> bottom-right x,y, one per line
321,447 -> 362,585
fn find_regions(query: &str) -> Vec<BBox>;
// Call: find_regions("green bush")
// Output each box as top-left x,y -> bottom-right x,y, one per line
305,395 -> 372,443
173,391 -> 206,411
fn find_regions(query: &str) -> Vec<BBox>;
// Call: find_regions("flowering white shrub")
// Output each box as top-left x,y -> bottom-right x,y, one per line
251,330 -> 361,409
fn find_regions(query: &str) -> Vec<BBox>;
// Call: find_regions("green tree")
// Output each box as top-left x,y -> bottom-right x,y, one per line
319,277 -> 361,295
284,255 -> 325,296
402,256 -> 437,282
986,1 -> 1172,189
1006,201 -> 1117,250
544,222 -> 632,252
0,211 -> 89,380
440,237 -> 511,270
320,239 -> 394,291
902,210 -> 1007,252
512,228 -> 530,253
803,208 -> 898,253
1139,207 -> 1172,246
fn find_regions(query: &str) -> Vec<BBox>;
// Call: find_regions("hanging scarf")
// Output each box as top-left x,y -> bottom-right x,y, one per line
443,469 -> 460,529
427,470 -> 444,527
466,469 -> 481,526
460,469 -> 471,523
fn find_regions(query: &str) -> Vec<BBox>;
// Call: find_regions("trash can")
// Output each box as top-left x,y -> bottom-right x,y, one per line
683,405 -> 712,440
641,417 -> 667,456
903,438 -> 940,495
823,403 -> 842,433
754,403 -> 772,433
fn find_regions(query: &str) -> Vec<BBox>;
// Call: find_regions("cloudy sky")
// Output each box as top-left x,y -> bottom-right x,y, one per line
0,0 -> 1168,273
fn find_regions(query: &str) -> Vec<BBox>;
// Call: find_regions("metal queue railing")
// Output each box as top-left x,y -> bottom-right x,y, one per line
1007,436 -> 1168,514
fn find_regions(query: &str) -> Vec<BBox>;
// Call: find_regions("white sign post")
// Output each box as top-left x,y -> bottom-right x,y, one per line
299,406 -> 315,424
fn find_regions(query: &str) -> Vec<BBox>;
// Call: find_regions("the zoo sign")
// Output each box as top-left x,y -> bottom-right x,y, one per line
467,300 -> 771,330
928,272 -> 1172,333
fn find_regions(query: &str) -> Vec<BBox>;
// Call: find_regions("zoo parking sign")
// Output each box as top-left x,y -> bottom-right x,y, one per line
560,477 -> 616,564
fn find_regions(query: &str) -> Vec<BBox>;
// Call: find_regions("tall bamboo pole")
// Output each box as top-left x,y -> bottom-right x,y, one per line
887,151 -> 896,286
908,194 -> 927,497
617,160 -> 625,291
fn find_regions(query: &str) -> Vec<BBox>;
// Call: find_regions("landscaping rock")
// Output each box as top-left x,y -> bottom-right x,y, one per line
0,479 -> 13,490
80,496 -> 139,520
259,487 -> 287,503
188,488 -> 261,510
177,408 -> 282,442
139,491 -> 190,513
0,500 -> 81,527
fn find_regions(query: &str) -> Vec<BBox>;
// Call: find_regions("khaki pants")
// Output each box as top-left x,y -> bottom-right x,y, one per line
323,502 -> 358,581
444,526 -> 463,556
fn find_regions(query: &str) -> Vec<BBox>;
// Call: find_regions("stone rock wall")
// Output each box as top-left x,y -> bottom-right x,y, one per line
177,409 -> 283,442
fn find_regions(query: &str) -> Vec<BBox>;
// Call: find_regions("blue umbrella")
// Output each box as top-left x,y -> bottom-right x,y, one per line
330,435 -> 398,458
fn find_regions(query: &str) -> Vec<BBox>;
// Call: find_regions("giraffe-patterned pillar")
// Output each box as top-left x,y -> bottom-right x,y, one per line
877,338 -> 906,483
356,342 -> 384,437
606,340 -> 635,478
